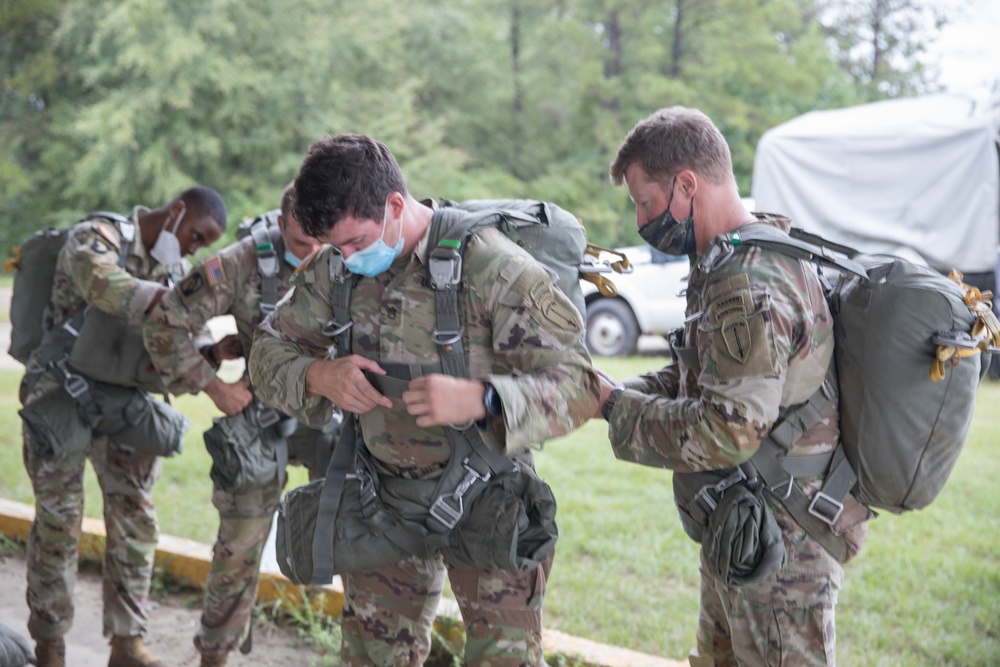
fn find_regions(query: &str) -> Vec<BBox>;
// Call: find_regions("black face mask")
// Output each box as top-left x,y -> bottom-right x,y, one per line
638,180 -> 696,256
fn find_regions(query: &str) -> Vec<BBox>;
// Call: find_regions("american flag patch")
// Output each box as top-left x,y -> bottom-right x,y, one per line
205,255 -> 226,285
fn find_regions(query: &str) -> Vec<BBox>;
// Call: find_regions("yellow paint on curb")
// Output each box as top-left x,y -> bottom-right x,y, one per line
0,498 -> 684,667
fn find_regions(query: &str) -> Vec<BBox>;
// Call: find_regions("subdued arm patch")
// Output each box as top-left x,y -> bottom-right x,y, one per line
509,263 -> 582,332
702,273 -> 778,380
177,268 -> 210,307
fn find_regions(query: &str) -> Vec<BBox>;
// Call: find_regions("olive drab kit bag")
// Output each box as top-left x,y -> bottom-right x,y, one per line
8,212 -> 189,459
275,199 -> 625,585
684,223 -> 999,564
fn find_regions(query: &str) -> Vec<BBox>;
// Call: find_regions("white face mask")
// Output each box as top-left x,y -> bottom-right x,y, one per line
149,207 -> 185,266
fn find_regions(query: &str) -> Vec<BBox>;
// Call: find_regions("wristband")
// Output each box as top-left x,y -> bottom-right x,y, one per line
476,381 -> 502,428
602,387 -> 624,421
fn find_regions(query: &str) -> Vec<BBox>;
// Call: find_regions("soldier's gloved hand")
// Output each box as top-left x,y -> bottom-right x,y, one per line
403,374 -> 486,428
213,334 -> 244,361
305,355 -> 393,414
204,375 -> 254,416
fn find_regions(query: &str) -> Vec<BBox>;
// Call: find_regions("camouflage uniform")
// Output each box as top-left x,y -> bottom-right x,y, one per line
144,233 -> 333,657
249,219 -> 600,667
20,217 -> 184,641
606,215 -> 872,667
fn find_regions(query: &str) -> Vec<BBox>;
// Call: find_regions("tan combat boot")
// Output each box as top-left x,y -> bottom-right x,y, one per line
35,638 -> 66,667
107,635 -> 165,667
199,651 -> 229,667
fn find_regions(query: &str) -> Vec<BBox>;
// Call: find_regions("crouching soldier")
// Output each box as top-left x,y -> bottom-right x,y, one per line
143,183 -> 342,667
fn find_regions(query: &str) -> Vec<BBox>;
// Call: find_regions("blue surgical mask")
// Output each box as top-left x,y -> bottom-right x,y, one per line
284,250 -> 301,269
343,200 -> 404,277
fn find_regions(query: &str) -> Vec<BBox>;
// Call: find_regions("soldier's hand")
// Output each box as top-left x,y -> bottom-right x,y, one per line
305,355 -> 393,413
213,334 -> 244,361
403,375 -> 486,427
204,376 -> 254,416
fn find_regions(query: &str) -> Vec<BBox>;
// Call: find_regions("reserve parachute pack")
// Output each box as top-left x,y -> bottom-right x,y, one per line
5,213 -> 133,365
235,209 -> 284,313
707,224 -> 998,518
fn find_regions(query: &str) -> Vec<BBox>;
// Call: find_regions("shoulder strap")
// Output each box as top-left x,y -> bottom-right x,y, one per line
714,223 -> 869,281
249,216 -> 283,314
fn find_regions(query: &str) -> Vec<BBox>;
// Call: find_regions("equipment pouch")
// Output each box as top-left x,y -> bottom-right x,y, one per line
203,411 -> 282,493
88,382 -> 187,457
68,308 -> 166,394
19,388 -> 92,461
445,466 -> 558,572
275,469 -> 408,585
701,478 -> 785,587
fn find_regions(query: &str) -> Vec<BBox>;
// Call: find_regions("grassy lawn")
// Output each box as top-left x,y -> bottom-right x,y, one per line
1,358 -> 997,665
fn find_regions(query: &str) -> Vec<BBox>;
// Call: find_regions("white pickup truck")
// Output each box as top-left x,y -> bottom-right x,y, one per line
580,245 -> 688,357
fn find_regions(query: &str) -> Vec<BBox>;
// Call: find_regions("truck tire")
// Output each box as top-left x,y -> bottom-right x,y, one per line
585,299 -> 639,357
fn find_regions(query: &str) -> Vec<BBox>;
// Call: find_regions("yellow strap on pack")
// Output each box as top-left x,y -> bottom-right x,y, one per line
580,243 -> 631,297
932,270 -> 1000,382
3,246 -> 22,273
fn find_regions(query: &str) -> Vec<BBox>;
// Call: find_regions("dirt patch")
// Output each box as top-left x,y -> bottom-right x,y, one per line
0,550 -> 331,666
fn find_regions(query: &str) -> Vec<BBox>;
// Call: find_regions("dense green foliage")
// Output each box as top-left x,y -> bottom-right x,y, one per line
2,0 -> 945,255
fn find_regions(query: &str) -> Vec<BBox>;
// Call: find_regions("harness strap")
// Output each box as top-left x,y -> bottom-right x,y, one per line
249,219 -> 282,314
311,413 -> 360,585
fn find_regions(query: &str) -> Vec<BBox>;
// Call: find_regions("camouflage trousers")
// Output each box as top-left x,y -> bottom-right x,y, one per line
689,508 -> 845,667
22,428 -> 161,640
194,479 -> 282,656
341,552 -> 553,667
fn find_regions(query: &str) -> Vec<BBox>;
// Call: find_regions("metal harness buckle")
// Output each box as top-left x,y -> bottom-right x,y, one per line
428,246 -> 462,292
321,318 -> 353,338
693,467 -> 747,516
56,361 -> 89,399
428,457 -> 491,530
808,491 -> 844,526
255,404 -> 281,429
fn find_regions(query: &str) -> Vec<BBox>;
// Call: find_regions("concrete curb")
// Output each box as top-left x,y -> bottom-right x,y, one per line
0,498 -> 683,667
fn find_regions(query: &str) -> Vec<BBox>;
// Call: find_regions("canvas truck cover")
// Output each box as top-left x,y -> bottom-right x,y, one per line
752,95 -> 1000,274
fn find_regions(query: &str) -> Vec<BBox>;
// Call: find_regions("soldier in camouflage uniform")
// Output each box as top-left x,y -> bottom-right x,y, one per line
596,108 -> 873,667
143,184 -> 335,667
20,187 -> 227,667
247,133 -> 599,667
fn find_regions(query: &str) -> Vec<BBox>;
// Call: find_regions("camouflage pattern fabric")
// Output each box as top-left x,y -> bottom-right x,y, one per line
144,235 -> 283,396
250,219 -> 599,665
605,214 -> 870,665
342,553 -> 552,667
145,233 -> 327,655
20,217 -> 182,640
194,481 -> 281,656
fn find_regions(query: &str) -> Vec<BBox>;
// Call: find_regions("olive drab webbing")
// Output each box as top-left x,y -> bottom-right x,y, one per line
681,222 -> 996,561
211,209 -> 301,492
235,209 -> 284,314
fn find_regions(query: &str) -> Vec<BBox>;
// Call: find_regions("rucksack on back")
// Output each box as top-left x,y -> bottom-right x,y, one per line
5,227 -> 69,364
438,199 -> 591,317
728,224 -> 998,514
5,213 -> 133,365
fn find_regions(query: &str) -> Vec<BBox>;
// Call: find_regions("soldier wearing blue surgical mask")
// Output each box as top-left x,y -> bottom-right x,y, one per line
144,182 -> 342,667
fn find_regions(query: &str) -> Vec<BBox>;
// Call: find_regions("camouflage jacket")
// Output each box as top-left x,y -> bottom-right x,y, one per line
144,235 -> 297,396
50,217 -> 177,328
249,214 -> 600,471
607,213 -> 839,471
24,215 -> 187,399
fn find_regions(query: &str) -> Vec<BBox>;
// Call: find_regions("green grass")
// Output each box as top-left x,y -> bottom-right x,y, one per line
1,361 -> 998,665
